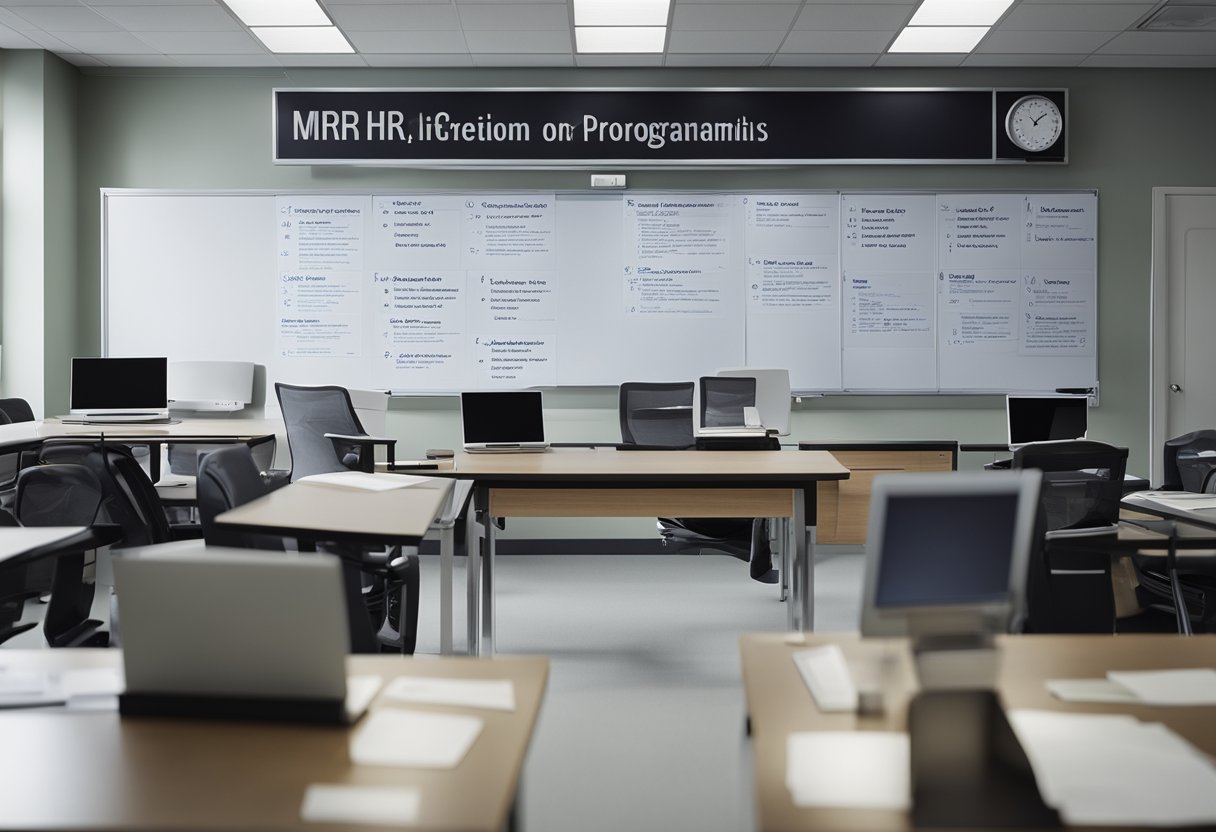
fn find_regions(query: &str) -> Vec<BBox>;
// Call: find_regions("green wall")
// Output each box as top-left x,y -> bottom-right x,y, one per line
68,66 -> 1216,486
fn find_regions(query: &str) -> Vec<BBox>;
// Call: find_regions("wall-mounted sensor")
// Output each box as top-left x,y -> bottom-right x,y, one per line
591,174 -> 626,189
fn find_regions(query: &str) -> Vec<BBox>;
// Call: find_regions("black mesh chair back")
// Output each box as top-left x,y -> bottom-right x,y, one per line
0,398 -> 36,424
1012,440 -> 1128,533
39,441 -> 171,548
275,383 -> 368,480
619,382 -> 695,447
699,376 -> 756,428
197,445 -> 283,551
14,464 -> 104,527
1164,430 -> 1216,491
168,436 -> 276,477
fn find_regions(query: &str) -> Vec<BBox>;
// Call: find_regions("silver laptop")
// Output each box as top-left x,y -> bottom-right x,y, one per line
461,390 -> 549,453
65,356 -> 171,424
1006,394 -> 1088,450
114,547 -> 380,723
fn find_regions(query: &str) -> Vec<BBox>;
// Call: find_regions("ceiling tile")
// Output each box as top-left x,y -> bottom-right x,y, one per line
9,4 -> 120,31
463,28 -> 570,51
133,29 -> 265,53
997,3 -> 1154,31
470,52 -> 574,65
963,52 -> 1088,66
769,53 -> 878,65
1081,52 -> 1216,65
347,29 -> 469,52
91,5 -> 241,31
1020,0 -> 1149,4
1096,30 -> 1216,54
874,52 -> 966,66
672,4 -> 798,30
0,8 -> 37,30
82,0 -> 217,5
363,52 -> 474,66
668,29 -> 784,51
781,29 -> 893,52
976,29 -> 1120,53
575,53 -> 663,65
21,30 -> 80,52
793,3 -> 912,31
274,53 -> 369,65
0,23 -> 38,47
95,52 -> 180,65
61,54 -> 107,67
665,52 -> 770,65
50,30 -> 160,52
458,3 -> 570,29
325,0 -> 462,4
168,52 -> 285,66
328,4 -> 461,29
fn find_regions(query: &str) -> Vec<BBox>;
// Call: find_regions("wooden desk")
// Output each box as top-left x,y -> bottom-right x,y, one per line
741,632 -> 1216,832
0,649 -> 548,831
437,448 -> 850,655
214,476 -> 453,550
0,417 -> 282,483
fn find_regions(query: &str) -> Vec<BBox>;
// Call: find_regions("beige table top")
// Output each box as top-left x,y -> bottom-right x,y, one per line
216,476 -> 453,546
36,416 -> 282,440
0,649 -> 548,832
438,448 -> 850,484
741,632 -> 1216,832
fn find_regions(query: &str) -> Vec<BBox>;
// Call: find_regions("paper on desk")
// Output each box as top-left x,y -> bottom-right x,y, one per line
350,708 -> 482,769
0,667 -> 123,709
301,784 -> 421,826
1107,668 -> 1216,706
1046,678 -> 1139,704
1128,491 -> 1216,511
298,472 -> 431,492
383,676 -> 515,712
786,732 -> 910,810
1008,709 -> 1216,826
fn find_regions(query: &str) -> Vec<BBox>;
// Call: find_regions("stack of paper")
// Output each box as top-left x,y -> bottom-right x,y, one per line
298,472 -> 431,491
1048,668 -> 1216,706
382,676 -> 515,712
1127,490 -> 1216,511
1009,710 -> 1216,826
301,784 -> 421,826
786,732 -> 910,810
350,709 -> 483,769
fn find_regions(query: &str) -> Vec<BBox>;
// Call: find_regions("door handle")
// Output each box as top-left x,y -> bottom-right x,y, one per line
1170,384 -> 1183,393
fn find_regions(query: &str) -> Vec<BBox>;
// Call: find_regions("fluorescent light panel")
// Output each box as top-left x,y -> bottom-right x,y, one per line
575,26 -> 666,53
908,0 -> 1015,27
251,25 -> 354,53
573,0 -> 670,27
888,25 -> 989,53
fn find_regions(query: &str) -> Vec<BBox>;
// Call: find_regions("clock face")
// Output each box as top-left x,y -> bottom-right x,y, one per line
1005,95 -> 1063,153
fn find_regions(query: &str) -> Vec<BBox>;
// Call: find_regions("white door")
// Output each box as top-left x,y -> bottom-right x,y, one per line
1150,188 -> 1216,484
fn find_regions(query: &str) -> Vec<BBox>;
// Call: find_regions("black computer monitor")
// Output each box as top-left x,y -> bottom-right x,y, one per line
1006,395 -> 1088,447
861,472 -> 1040,638
69,357 -> 169,417
460,390 -> 546,447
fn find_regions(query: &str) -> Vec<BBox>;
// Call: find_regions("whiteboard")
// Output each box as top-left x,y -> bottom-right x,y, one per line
103,189 -> 1097,394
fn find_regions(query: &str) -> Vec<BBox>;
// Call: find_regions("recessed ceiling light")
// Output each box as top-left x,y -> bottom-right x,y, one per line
888,25 -> 989,52
575,26 -> 667,53
251,26 -> 354,53
908,0 -> 1015,28
573,0 -> 670,27
221,0 -> 331,28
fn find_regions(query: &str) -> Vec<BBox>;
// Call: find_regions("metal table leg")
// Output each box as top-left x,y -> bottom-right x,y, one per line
466,490 -> 484,656
439,523 -> 454,655
794,487 -> 813,632
481,502 -> 497,657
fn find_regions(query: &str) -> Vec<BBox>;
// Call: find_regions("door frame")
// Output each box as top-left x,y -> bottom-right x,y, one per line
1149,186 -> 1216,485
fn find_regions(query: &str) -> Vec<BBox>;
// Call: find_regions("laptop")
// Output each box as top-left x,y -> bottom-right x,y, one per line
114,547 -> 381,724
1006,394 -> 1088,450
65,356 -> 171,424
461,390 -> 549,453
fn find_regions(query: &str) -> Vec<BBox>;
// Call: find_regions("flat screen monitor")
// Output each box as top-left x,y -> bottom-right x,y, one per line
460,390 -> 547,449
860,471 -> 1040,639
69,357 -> 169,418
716,368 -> 792,435
1006,395 -> 1088,447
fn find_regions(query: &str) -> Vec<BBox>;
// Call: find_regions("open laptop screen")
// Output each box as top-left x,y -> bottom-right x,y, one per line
1007,395 -> 1087,446
70,357 -> 168,413
461,391 -> 545,444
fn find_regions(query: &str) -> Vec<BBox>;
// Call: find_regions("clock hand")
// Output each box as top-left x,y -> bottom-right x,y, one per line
1031,114 -> 1045,126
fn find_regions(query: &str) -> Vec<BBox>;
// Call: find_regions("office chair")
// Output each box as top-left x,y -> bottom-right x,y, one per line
699,376 -> 757,428
1013,440 -> 1127,633
275,383 -> 396,480
13,463 -> 110,647
619,382 -> 774,581
1132,431 -> 1216,633
197,444 -> 419,653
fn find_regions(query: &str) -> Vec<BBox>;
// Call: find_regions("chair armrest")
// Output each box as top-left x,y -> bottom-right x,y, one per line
324,434 -> 396,470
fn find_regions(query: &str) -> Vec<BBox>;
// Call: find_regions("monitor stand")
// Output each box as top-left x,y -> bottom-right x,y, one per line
911,632 -> 999,691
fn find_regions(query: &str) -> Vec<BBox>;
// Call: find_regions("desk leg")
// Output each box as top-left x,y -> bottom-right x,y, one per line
778,516 -> 789,603
785,514 -> 798,631
481,506 -> 497,657
795,488 -> 813,632
467,493 -> 483,656
439,524 -> 454,655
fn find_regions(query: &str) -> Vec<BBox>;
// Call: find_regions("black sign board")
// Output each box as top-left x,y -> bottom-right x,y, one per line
273,88 -> 1067,166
